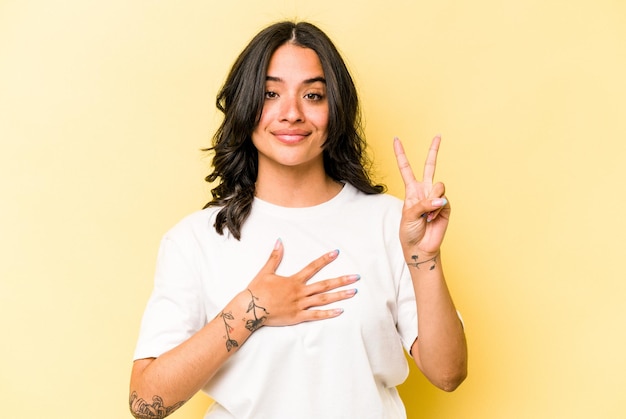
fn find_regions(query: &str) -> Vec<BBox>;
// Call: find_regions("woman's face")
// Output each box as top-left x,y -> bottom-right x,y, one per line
252,43 -> 329,174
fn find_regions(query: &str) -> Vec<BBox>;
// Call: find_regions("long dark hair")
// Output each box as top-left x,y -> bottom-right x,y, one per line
204,21 -> 385,239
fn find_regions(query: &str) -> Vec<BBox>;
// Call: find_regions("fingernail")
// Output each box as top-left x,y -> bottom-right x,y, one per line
432,198 -> 447,207
427,212 -> 435,222
329,249 -> 339,258
333,308 -> 344,316
274,238 -> 282,249
346,288 -> 358,297
348,274 -> 361,282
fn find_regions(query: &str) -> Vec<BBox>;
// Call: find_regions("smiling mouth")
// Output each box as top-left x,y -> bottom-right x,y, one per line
272,130 -> 310,144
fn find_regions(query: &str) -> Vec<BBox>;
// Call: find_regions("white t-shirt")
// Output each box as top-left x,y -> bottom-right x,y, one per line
134,183 -> 419,419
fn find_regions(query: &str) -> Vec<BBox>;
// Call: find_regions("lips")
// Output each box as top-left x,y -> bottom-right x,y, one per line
272,129 -> 311,144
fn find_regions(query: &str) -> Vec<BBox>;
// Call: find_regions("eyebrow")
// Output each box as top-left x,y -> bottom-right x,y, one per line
265,76 -> 326,84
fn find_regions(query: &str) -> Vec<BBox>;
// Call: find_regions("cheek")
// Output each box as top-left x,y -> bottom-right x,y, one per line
255,108 -> 272,128
250,122 -> 265,150
312,107 -> 330,131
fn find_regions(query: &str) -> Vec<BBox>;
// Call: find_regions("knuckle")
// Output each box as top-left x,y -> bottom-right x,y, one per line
312,310 -> 330,320
320,277 -> 344,292
317,293 -> 332,305
317,280 -> 333,293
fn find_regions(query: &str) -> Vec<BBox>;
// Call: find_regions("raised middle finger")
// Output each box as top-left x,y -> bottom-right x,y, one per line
423,135 -> 441,185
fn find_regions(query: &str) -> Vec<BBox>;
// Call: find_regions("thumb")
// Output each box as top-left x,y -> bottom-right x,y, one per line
261,238 -> 284,273
420,197 -> 449,222
405,197 -> 448,220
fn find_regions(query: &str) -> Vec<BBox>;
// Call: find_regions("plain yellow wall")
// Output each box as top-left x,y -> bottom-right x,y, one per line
2,1 -> 625,418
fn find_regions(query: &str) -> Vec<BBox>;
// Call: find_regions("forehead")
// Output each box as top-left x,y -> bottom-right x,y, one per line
266,43 -> 324,80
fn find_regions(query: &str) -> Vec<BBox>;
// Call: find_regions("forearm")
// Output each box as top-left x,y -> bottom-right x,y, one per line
129,290 -> 254,418
406,251 -> 467,391
129,241 -> 354,418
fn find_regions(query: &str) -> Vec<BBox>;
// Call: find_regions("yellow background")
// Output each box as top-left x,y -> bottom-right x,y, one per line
1,1 -> 625,418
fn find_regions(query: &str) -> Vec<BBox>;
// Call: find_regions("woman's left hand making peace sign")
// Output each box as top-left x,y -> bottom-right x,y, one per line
393,135 -> 450,257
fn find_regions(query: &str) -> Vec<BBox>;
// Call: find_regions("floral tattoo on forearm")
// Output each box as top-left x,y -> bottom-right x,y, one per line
220,311 -> 239,352
245,288 -> 268,332
219,290 -> 269,352
129,391 -> 184,419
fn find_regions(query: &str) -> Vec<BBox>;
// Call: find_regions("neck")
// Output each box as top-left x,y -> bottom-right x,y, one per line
255,166 -> 343,207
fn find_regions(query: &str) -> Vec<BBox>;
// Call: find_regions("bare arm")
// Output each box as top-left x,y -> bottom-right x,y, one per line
393,136 -> 467,392
129,239 -> 360,418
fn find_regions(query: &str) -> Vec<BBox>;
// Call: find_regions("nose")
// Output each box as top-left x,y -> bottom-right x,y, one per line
279,95 -> 304,123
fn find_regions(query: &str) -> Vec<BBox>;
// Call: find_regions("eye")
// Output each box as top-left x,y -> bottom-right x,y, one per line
304,93 -> 324,101
264,91 -> 278,99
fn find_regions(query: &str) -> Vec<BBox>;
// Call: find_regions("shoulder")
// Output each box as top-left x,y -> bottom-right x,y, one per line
162,207 -> 223,244
340,184 -> 404,228
346,184 -> 403,211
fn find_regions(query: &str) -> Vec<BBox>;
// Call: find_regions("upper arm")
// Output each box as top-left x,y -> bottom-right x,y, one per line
133,235 -> 206,360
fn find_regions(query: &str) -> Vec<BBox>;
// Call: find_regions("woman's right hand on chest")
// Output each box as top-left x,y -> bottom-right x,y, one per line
245,238 -> 360,328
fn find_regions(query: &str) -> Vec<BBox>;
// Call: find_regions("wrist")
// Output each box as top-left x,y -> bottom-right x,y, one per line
405,251 -> 440,270
217,289 -> 269,353
240,288 -> 269,333
403,245 -> 440,260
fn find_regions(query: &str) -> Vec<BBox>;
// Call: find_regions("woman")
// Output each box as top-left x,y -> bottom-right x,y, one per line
130,21 -> 467,419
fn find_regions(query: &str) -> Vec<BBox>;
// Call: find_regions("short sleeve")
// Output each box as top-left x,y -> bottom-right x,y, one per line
395,261 -> 419,353
133,235 -> 207,360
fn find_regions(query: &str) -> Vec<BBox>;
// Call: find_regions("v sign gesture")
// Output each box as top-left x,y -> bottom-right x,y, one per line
394,135 -> 450,257
393,135 -> 467,392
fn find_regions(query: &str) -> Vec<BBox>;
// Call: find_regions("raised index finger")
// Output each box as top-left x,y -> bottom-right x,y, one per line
295,249 -> 340,283
423,135 -> 441,185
